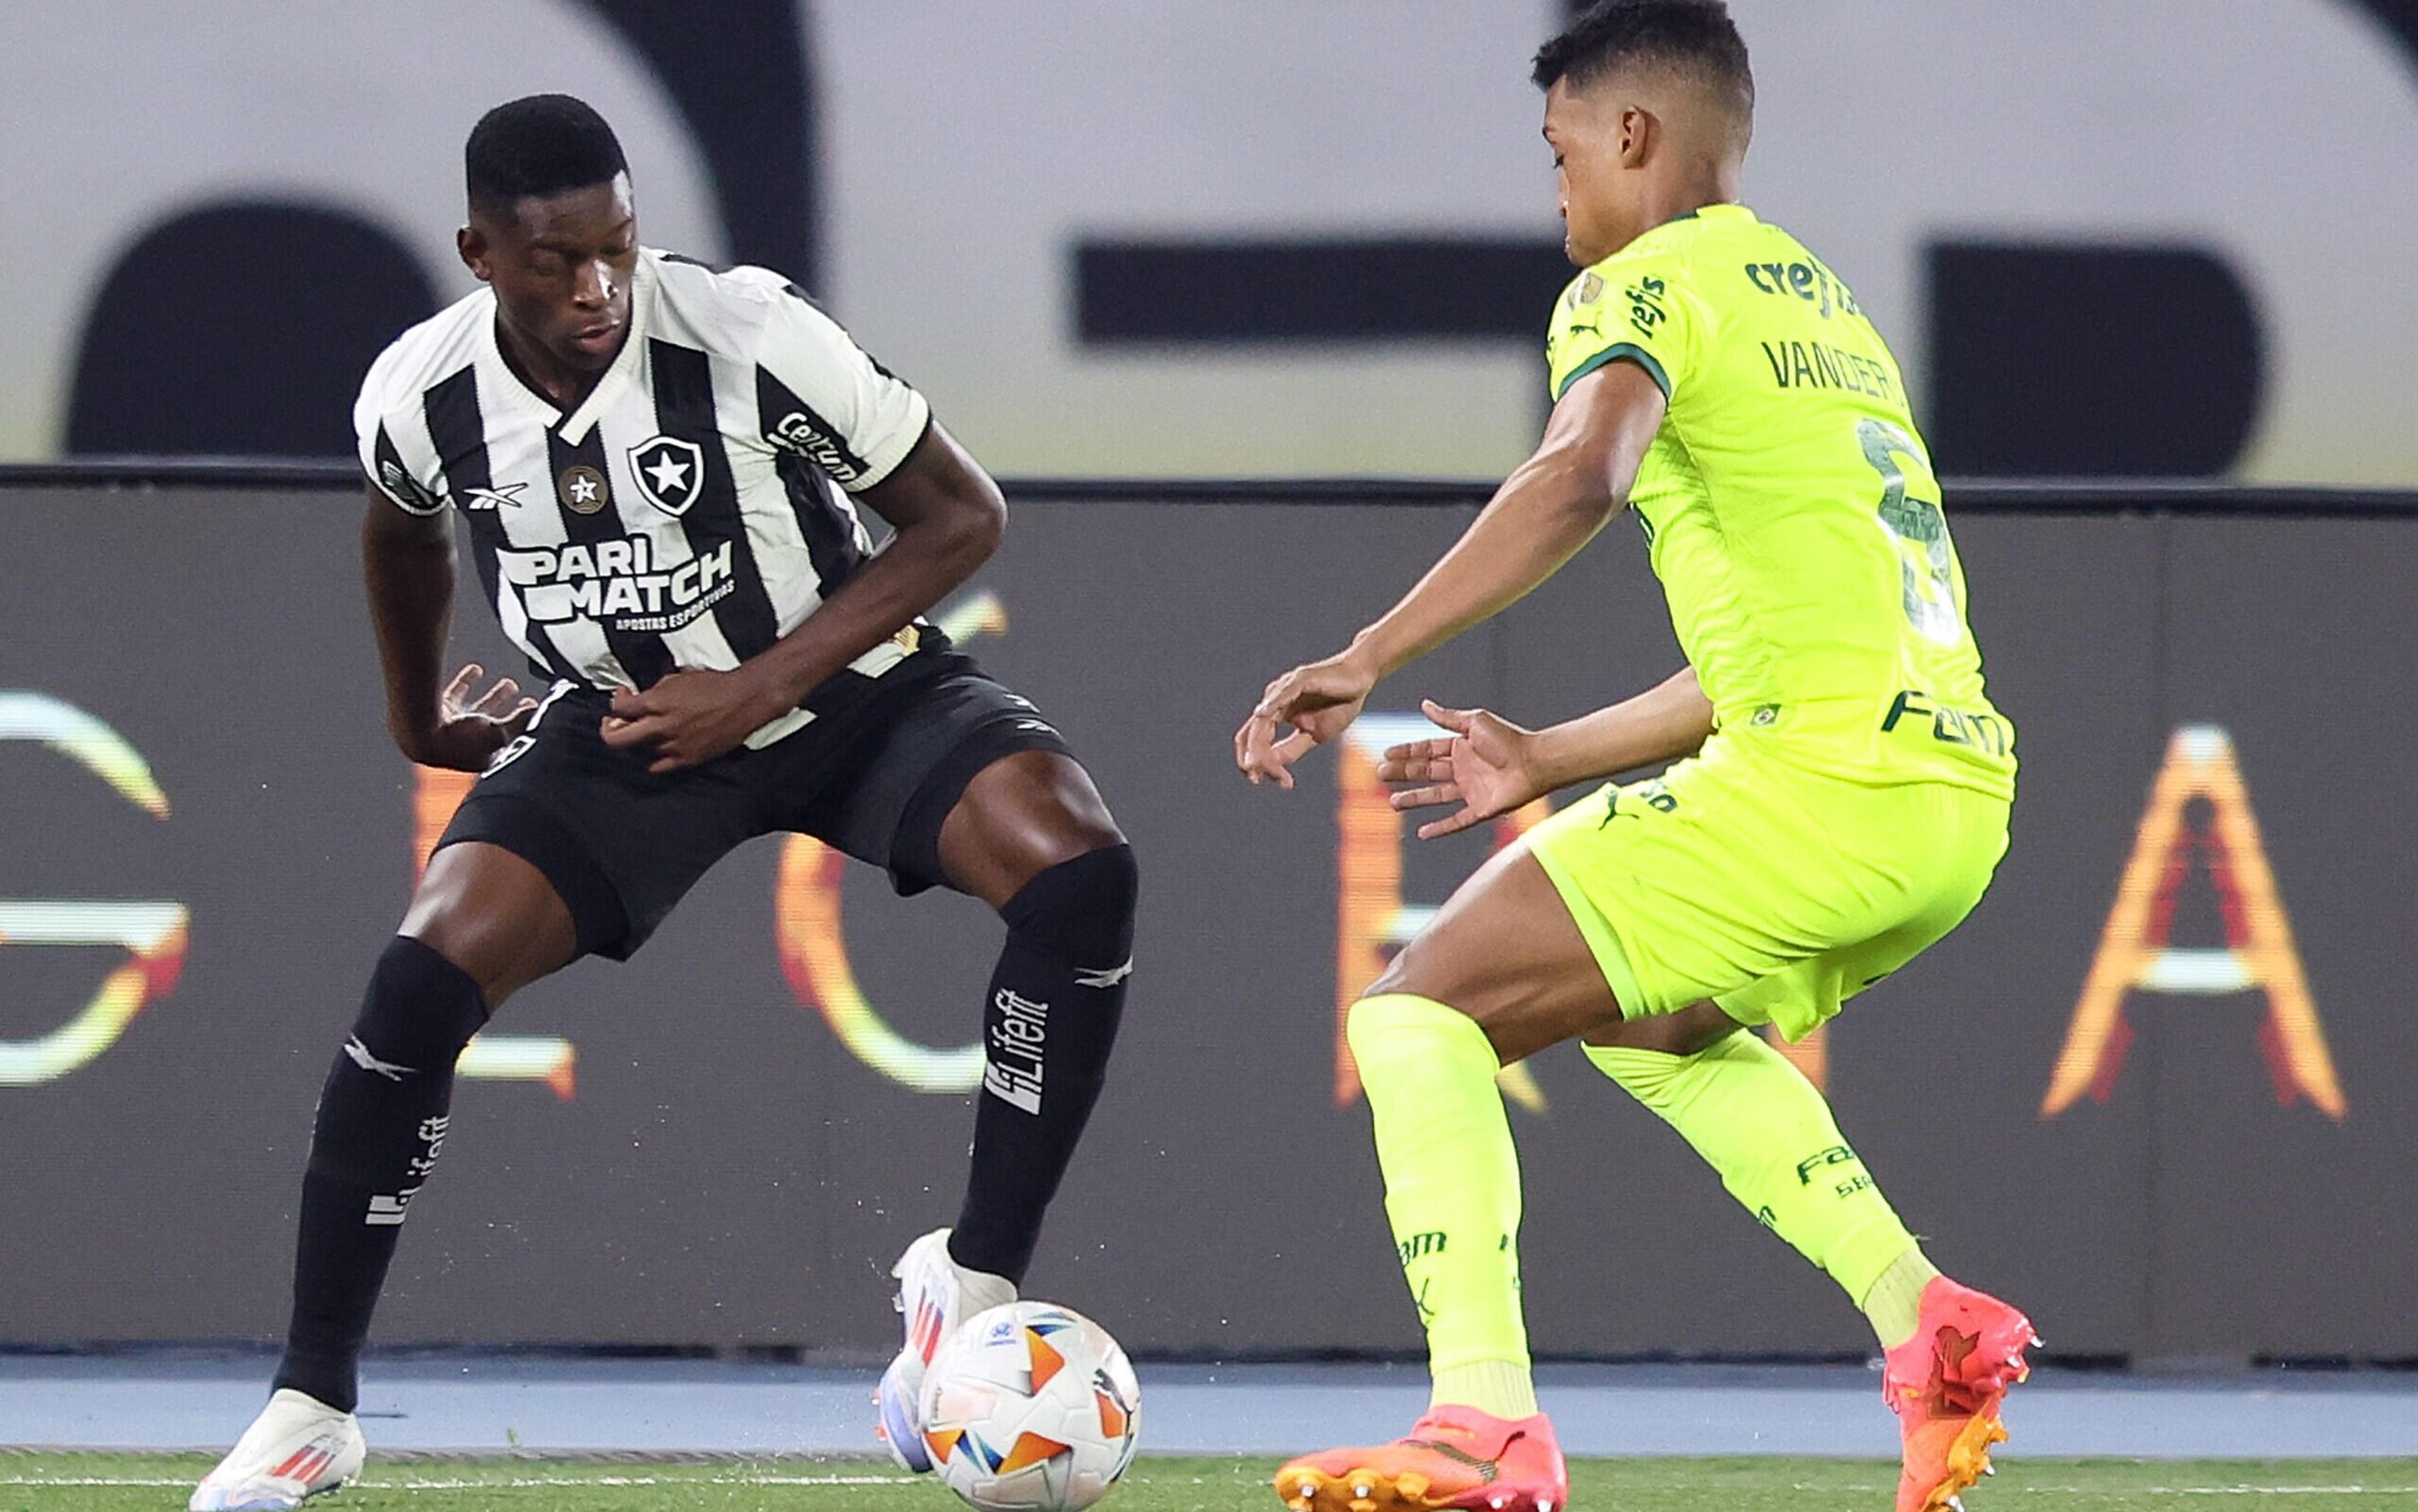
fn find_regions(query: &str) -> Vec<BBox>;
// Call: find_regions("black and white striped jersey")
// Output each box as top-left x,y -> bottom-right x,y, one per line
353,249 -> 939,747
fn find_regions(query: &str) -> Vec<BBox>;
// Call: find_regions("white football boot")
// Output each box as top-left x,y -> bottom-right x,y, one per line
875,1227 -> 1015,1470
190,1388 -> 365,1510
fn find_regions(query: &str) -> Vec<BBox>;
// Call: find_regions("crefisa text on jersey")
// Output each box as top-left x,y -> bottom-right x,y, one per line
495,535 -> 737,633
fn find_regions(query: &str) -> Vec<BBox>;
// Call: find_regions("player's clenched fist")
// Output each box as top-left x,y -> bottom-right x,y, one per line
1235,649 -> 1378,789
600,666 -> 788,775
1380,699 -> 1550,840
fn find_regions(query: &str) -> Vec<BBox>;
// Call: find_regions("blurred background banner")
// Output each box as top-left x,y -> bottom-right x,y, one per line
3,1 -> 2417,482
4,479 -> 2414,1363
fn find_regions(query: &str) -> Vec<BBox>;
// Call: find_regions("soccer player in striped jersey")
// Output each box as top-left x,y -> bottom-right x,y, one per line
1239,5 -> 2033,1511
192,96 -> 1136,1510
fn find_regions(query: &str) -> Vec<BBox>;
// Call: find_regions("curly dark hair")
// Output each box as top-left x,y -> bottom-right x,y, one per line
465,94 -> 628,213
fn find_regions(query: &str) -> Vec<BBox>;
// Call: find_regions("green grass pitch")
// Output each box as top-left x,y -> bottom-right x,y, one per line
6,1455 -> 2417,1512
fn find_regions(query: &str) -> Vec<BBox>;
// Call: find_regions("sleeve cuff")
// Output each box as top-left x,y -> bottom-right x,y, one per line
1555,343 -> 1671,403
840,398 -> 934,492
368,479 -> 450,517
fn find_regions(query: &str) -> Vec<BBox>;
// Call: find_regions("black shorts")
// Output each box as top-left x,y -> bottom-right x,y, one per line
434,651 -> 1072,960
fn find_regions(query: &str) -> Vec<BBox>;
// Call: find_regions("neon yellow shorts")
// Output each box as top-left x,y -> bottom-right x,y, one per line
1525,734 -> 2010,1041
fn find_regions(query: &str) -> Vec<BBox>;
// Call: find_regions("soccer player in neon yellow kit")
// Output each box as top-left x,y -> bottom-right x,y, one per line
1237,4 -> 2036,1509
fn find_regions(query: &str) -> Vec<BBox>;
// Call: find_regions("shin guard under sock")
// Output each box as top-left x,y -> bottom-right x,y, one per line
273,936 -> 488,1412
949,844 -> 1137,1285
1348,993 -> 1536,1419
1586,1031 -> 1925,1346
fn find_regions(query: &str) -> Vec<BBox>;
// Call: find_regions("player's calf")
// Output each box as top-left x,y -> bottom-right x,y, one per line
272,936 -> 488,1414
878,840 -> 1137,1465
946,841 -> 1138,1282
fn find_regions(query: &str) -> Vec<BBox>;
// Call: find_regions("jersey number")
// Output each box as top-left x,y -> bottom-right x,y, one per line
1858,419 -> 1960,646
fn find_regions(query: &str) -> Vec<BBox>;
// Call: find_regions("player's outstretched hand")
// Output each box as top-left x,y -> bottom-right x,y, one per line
601,666 -> 785,775
1236,651 -> 1376,789
411,663 -> 538,773
1380,699 -> 1548,839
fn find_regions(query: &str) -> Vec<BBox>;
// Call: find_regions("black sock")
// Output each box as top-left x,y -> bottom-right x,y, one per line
949,844 -> 1138,1285
271,936 -> 488,1413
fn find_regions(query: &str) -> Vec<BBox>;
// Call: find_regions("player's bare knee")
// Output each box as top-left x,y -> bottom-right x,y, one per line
1354,953 -> 1482,1020
1361,950 -> 1606,1066
1007,756 -> 1121,855
398,892 -> 572,1008
398,843 -> 577,1004
948,752 -> 1127,904
1006,810 -> 1127,885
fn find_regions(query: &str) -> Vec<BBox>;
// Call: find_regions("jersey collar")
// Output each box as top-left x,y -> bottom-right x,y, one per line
479,252 -> 654,443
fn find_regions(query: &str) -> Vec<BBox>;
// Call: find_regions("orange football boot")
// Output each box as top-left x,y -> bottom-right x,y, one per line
1883,1277 -> 2040,1512
1273,1404 -> 1568,1512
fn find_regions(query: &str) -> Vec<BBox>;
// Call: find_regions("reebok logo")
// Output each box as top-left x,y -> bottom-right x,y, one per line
460,482 -> 528,512
1074,958 -> 1132,989
344,1036 -> 414,1082
982,987 -> 1048,1115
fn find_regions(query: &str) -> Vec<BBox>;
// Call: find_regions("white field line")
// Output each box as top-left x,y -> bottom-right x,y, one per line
0,1472 -> 919,1489
9,1473 -> 2414,1495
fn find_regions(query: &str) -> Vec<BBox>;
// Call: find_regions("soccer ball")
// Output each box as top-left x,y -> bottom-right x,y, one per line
918,1300 -> 1142,1511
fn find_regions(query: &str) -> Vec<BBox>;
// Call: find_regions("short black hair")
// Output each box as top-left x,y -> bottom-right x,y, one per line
465,94 -> 628,213
1533,0 -> 1754,117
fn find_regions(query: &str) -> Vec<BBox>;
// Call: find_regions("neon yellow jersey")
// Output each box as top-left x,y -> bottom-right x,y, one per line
1546,203 -> 2012,799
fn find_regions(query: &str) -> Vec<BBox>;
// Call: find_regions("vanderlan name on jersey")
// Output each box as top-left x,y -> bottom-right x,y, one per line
354,249 -> 938,747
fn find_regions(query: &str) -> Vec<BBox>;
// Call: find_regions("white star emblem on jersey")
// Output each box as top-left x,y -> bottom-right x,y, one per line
645,452 -> 691,495
627,434 -> 707,517
569,474 -> 599,504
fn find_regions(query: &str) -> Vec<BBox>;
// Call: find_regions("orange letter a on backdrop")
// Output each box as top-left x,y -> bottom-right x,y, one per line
2042,724 -> 2344,1120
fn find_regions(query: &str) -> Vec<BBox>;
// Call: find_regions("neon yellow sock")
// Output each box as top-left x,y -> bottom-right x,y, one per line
1348,992 -> 1538,1420
1585,1032 -> 1926,1348
1859,1244 -> 1943,1351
